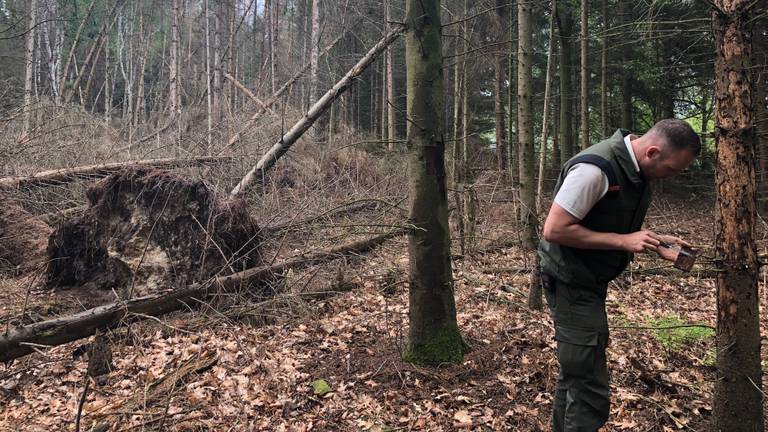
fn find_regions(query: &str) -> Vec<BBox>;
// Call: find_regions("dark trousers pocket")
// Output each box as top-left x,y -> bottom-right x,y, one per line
555,326 -> 598,378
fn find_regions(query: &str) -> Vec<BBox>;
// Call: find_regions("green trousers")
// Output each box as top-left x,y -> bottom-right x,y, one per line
543,274 -> 610,432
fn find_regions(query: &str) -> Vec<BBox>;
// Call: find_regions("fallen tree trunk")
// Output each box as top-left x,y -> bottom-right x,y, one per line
230,24 -> 407,196
0,156 -> 231,189
262,198 -> 404,235
0,228 -> 406,362
219,32 -> 346,155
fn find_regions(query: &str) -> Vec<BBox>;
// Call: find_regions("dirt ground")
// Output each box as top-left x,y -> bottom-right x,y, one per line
1,180 -> 767,431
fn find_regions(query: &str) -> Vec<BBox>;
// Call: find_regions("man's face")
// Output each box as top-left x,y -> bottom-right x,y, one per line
641,144 -> 696,179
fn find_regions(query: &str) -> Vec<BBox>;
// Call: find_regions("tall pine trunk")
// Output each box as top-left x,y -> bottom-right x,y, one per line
205,0 -> 213,151
579,0 -> 589,149
386,0 -> 396,150
518,0 -> 539,310
403,0 -> 466,367
170,0 -> 180,116
600,0 -> 608,136
556,2 -> 574,166
712,1 -> 764,430
620,1 -> 633,131
22,0 -> 37,139
493,0 -> 507,174
536,0 -> 557,216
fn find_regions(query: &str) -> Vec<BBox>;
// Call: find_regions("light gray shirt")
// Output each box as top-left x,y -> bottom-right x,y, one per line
553,135 -> 639,220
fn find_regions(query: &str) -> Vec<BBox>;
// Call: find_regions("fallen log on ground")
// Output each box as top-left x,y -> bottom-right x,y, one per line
262,198 -> 404,235
230,24 -> 407,196
0,228 -> 407,362
0,156 -> 232,189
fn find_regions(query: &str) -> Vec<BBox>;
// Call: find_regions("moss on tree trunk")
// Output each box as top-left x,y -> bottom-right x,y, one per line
403,0 -> 467,367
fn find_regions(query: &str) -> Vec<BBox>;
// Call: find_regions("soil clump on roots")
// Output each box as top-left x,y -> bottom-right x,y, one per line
0,197 -> 52,275
46,168 -> 263,299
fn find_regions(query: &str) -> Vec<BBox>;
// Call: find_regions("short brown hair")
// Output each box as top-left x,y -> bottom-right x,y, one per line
649,119 -> 702,156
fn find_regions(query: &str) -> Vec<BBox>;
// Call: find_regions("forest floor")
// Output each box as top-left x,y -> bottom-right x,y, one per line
1,170 -> 767,431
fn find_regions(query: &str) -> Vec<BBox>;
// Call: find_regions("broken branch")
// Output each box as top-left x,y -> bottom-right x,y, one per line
0,156 -> 232,189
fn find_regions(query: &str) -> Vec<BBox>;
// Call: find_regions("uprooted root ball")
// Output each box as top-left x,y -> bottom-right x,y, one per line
0,197 -> 52,275
46,168 -> 263,297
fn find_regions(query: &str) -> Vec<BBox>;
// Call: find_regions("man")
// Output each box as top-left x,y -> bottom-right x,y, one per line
539,119 -> 701,432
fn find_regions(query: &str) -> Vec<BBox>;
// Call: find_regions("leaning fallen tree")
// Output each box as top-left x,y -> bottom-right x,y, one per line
219,32 -> 347,155
0,156 -> 232,189
230,24 -> 407,196
0,228 -> 407,362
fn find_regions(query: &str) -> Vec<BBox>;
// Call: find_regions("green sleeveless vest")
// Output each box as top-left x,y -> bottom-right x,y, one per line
538,129 -> 652,290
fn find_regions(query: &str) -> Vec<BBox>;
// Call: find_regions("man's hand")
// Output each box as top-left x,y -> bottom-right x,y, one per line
620,230 -> 661,253
656,234 -> 691,248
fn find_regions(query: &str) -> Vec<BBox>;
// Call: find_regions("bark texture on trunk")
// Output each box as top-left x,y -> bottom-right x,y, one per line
170,0 -> 180,115
493,0 -> 507,174
579,0 -> 589,149
386,0 -> 396,150
557,2 -> 574,166
22,0 -> 37,138
402,0 -> 466,367
309,0 -> 320,105
518,0 -> 540,311
536,0 -> 557,216
620,1 -> 633,131
600,0 -> 608,136
712,1 -> 764,430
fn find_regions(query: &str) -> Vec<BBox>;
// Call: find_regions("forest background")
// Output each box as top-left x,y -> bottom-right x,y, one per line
0,0 -> 767,430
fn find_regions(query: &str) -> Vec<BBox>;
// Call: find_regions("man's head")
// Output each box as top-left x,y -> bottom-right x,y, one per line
634,119 -> 701,179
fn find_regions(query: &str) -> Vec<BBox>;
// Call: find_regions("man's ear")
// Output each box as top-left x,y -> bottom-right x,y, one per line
646,146 -> 662,160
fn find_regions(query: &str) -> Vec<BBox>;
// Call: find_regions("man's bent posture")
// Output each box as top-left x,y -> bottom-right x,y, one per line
539,119 -> 701,431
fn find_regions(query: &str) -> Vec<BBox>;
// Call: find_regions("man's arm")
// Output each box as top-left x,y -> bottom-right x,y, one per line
542,202 -> 661,253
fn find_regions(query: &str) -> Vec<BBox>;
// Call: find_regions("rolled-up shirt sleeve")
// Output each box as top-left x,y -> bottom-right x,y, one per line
553,163 -> 609,220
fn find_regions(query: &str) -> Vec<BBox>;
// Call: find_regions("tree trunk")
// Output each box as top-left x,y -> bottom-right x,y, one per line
309,0 -> 320,105
452,4 -> 465,255
620,1 -> 633,131
205,0 -> 213,152
536,0 -> 557,216
579,0 -> 589,149
600,0 -> 608,136
755,69 -> 767,189
271,0 -> 280,95
507,1 -> 517,183
518,0 -> 539,310
22,0 -> 37,139
228,0 -> 236,112
557,2 -> 574,166
494,0 -> 507,174
213,1 -> 222,122
462,0 -> 469,184
712,1 -> 764,430
170,0 -> 180,116
386,0 -> 396,150
401,0 -> 465,367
